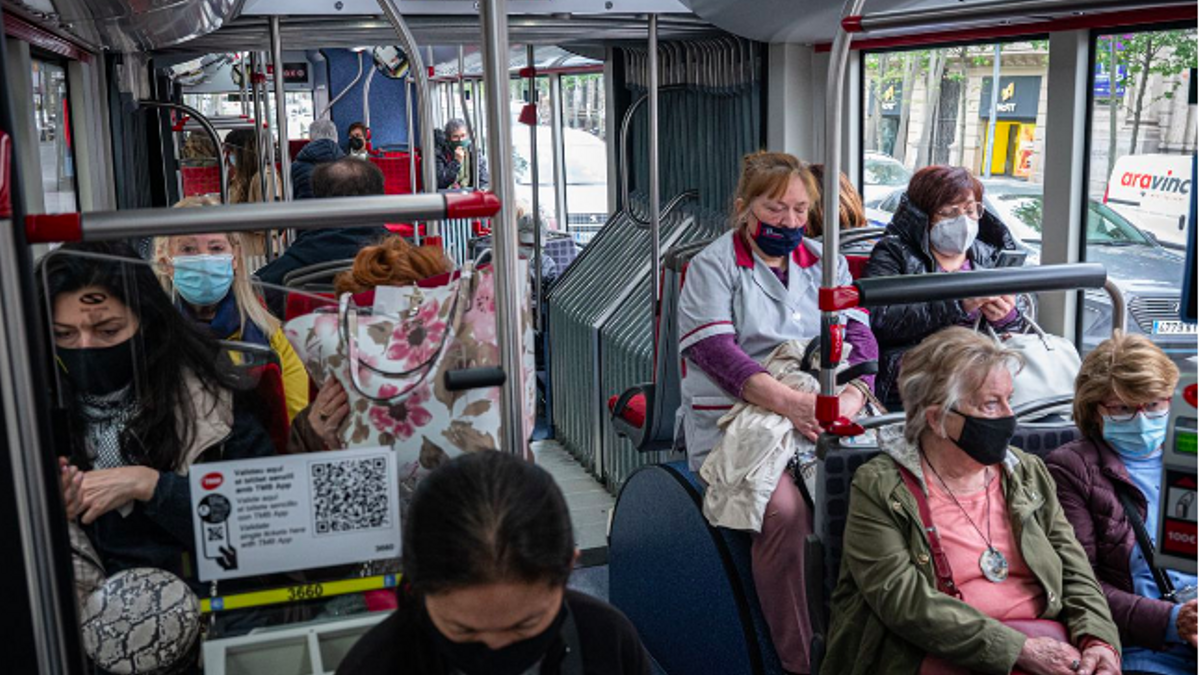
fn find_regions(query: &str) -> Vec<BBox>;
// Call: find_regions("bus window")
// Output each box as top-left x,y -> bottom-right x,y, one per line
1086,26 -> 1197,364
30,58 -> 77,214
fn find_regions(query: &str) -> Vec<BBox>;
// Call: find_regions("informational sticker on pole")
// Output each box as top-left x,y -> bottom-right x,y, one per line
190,446 -> 401,582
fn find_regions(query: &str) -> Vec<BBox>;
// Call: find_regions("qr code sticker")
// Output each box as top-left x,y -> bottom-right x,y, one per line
310,456 -> 391,536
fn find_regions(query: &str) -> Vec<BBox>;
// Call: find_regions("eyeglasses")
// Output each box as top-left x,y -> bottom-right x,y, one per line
935,202 -> 984,221
1100,399 -> 1171,422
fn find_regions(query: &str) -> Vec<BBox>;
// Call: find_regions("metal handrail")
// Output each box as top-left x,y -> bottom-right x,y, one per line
24,192 -> 500,243
269,17 -> 293,202
139,101 -> 228,204
374,0 -> 438,227
616,88 -> 700,229
833,226 -> 886,249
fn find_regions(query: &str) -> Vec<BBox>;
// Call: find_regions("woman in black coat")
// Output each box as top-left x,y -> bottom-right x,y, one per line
337,451 -> 651,675
864,165 -> 1028,407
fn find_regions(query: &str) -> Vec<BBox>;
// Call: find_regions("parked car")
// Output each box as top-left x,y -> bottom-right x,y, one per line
864,179 -> 1194,364
862,152 -> 911,205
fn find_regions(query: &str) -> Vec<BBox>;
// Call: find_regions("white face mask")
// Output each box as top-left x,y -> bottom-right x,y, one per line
929,214 -> 979,255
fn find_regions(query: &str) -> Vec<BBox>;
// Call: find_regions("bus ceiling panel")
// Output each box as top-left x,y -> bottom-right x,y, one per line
681,0 -> 1193,44
10,0 -> 245,51
238,0 -> 693,16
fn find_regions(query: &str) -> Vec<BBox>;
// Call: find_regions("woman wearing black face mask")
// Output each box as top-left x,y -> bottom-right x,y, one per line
337,451 -> 651,675
39,242 -> 276,593
821,327 -> 1121,675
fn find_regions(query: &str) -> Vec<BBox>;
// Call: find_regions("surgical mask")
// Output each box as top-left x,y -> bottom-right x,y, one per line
751,220 -> 805,258
949,409 -> 1016,466
1102,413 -> 1168,459
427,604 -> 567,675
451,139 -> 471,150
173,255 -> 234,307
57,338 -> 137,396
929,214 -> 979,256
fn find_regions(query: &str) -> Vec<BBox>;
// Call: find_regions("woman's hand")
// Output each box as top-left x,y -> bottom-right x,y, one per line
310,379 -> 350,450
838,385 -> 867,419
981,295 -> 1016,323
785,391 -> 820,441
1014,636 -> 1083,675
1075,643 -> 1121,675
1177,599 -> 1198,647
79,466 -> 159,525
961,296 -> 995,314
59,457 -> 84,521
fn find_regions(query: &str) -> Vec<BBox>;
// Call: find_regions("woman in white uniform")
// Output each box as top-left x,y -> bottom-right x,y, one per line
677,152 -> 877,675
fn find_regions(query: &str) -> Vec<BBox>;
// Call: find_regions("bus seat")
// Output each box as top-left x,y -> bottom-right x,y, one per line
281,260 -> 355,289
610,461 -> 785,675
181,165 -> 220,197
608,241 -> 710,452
288,139 -> 308,162
1009,423 -> 1080,459
370,154 -> 421,195
250,363 -> 290,454
284,292 -> 334,322
845,254 -> 869,280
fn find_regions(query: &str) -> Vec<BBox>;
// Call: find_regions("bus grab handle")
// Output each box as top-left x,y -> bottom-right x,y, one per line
853,263 -> 1108,307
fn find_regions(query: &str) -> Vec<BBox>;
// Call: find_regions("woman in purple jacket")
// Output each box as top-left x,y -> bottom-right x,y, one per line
1047,333 -> 1197,675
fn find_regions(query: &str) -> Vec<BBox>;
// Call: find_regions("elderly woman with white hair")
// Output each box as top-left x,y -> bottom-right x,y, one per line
292,118 -> 346,200
821,327 -> 1122,675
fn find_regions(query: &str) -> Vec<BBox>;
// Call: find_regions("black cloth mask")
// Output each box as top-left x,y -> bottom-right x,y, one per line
56,339 -> 137,396
349,136 -> 366,151
427,602 -> 567,675
949,409 -> 1016,466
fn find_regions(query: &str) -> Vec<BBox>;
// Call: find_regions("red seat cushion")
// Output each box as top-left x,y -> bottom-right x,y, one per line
250,363 -> 290,455
608,392 -> 647,429
284,291 -> 335,321
846,254 -> 869,280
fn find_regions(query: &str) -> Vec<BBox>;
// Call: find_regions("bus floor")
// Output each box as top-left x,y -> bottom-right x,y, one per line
532,439 -> 614,565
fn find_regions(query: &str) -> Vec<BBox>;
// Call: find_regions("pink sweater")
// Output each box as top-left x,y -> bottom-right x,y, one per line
924,468 -> 1045,621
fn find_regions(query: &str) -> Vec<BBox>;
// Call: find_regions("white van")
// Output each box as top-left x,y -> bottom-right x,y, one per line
1105,153 -> 1194,247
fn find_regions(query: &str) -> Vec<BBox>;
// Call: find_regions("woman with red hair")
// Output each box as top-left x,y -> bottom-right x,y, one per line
863,165 -> 1028,409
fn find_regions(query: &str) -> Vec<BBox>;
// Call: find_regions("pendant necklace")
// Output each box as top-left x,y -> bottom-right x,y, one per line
922,451 -> 1010,583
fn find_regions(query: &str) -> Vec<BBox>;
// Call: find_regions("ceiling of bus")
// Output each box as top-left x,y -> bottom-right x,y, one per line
153,14 -> 720,56
6,0 -> 243,51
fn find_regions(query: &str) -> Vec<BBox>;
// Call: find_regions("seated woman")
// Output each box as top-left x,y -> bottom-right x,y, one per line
677,151 -> 877,675
822,327 -> 1120,675
155,203 -> 309,421
805,163 -> 868,238
863,166 -> 1028,408
43,241 -> 274,586
1047,333 -> 1197,675
337,450 -> 650,675
287,235 -> 452,454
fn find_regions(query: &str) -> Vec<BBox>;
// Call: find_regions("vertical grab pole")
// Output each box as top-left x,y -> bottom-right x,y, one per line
375,0 -> 439,233
460,45 -> 480,189
480,0 -> 528,456
526,44 -> 543,330
406,70 -> 417,193
549,73 -> 568,229
250,52 -> 269,205
819,0 -> 867,425
270,17 -> 293,202
240,52 -> 250,118
983,43 -> 1001,178
648,15 -> 661,328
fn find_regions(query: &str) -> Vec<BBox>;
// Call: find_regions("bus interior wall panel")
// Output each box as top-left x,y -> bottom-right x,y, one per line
107,55 -> 156,210
325,48 -> 412,150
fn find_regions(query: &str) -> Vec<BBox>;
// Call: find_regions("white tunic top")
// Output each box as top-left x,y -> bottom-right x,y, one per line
676,229 -> 868,470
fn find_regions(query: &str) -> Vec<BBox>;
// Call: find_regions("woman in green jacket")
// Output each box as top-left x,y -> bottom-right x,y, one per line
821,327 -> 1121,675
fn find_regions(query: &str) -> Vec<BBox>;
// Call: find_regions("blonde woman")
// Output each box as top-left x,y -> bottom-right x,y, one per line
155,197 -> 309,420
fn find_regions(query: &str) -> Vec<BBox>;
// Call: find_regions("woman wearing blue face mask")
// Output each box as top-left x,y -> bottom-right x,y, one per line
863,165 -> 1030,409
155,214 -> 309,422
1048,333 -> 1197,674
677,152 -> 878,674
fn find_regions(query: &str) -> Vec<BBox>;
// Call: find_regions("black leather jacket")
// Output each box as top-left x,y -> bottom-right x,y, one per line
864,195 -> 1029,406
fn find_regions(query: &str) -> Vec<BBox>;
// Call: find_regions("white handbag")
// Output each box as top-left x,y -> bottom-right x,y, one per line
978,310 -> 1081,411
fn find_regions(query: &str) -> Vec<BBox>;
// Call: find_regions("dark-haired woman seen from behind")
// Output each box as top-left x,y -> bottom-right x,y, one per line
42,242 -> 275,587
864,165 -> 1028,408
337,451 -> 651,675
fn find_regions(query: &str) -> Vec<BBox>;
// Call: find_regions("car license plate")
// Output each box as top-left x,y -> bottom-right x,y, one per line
1153,320 -> 1198,335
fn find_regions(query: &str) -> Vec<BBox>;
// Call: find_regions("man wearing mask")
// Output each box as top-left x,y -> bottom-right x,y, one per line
347,122 -> 369,160
435,119 -> 489,190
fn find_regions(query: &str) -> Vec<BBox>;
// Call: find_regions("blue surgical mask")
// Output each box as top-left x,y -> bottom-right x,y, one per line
173,255 -> 235,307
752,220 -> 805,258
929,214 -> 979,255
1102,413 -> 1169,459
